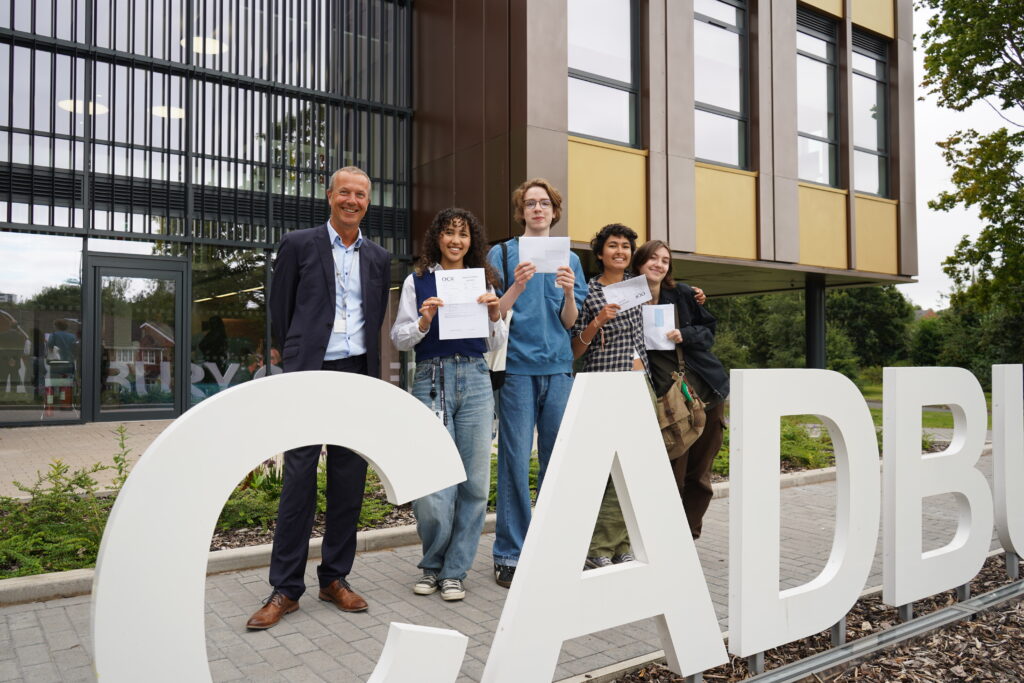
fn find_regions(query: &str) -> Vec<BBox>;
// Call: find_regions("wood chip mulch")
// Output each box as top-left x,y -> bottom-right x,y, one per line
616,554 -> 1024,682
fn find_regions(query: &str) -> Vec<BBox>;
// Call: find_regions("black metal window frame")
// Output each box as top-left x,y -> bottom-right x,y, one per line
0,0 -> 413,258
567,0 -> 641,149
693,0 -> 750,170
851,29 -> 889,198
796,6 -> 840,188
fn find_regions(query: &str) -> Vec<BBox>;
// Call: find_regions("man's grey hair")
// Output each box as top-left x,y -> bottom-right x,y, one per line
328,166 -> 372,191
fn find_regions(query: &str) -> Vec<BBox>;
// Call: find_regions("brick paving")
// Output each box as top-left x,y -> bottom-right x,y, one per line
0,421 -> 169,498
0,420 -> 1002,681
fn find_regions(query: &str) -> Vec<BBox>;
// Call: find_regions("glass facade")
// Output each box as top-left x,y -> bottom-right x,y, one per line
694,0 -> 748,168
567,0 -> 638,146
0,0 -> 411,425
796,8 -> 839,187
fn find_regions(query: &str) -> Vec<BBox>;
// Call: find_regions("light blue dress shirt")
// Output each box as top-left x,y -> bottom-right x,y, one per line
324,223 -> 366,360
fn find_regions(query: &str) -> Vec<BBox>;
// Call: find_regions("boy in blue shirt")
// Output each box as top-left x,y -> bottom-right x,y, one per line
488,178 -> 588,587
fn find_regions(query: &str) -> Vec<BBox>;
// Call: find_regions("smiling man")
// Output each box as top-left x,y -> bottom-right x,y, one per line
487,178 -> 588,587
246,166 -> 391,630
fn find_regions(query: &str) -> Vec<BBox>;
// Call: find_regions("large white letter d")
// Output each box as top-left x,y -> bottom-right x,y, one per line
481,372 -> 727,681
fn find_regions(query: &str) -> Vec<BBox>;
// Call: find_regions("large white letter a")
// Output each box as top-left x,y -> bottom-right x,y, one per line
482,373 -> 727,681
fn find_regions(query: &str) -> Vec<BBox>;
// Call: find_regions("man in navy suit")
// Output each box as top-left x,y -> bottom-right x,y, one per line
247,166 -> 391,629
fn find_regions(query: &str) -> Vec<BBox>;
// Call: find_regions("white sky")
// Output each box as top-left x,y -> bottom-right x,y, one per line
897,6 -> 1010,311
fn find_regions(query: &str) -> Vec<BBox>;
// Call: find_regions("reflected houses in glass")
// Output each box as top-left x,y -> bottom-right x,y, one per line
0,232 -> 83,423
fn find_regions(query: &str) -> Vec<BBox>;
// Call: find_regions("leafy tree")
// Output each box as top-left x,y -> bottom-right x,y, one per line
825,285 -> 914,367
919,1 -> 1024,322
909,315 -> 943,366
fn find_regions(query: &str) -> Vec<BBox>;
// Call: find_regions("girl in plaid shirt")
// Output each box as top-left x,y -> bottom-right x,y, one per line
571,223 -> 647,568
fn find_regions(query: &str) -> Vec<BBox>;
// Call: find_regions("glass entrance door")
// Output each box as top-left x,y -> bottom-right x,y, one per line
85,257 -> 186,421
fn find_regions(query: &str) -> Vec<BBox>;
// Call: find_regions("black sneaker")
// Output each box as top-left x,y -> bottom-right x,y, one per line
494,563 -> 515,588
612,552 -> 635,564
584,556 -> 613,570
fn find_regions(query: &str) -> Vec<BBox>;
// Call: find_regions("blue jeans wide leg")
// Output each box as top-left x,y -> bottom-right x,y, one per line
411,357 -> 493,580
493,373 -> 536,567
493,372 -> 574,566
535,372 -> 573,492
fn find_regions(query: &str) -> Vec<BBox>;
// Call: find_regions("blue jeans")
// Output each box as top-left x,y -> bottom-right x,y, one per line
493,372 -> 574,567
410,355 -> 494,580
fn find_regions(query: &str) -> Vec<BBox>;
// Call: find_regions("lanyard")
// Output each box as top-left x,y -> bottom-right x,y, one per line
333,240 -> 357,312
430,363 -> 448,426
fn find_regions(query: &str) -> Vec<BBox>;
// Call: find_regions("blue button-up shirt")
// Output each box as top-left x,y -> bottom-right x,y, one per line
324,224 -> 366,360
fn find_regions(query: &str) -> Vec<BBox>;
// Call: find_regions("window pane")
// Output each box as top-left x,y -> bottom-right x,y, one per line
695,109 -> 745,167
854,150 -> 886,196
797,31 -> 830,60
798,136 -> 836,186
694,20 -> 742,113
695,0 -> 742,28
0,231 -> 83,423
852,52 -> 880,77
853,73 -> 886,152
568,77 -> 633,144
568,0 -> 632,83
797,54 -> 835,140
190,246 -> 267,406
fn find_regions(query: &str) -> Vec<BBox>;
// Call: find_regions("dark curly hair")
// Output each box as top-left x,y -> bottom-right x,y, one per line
590,223 -> 638,272
415,207 -> 501,289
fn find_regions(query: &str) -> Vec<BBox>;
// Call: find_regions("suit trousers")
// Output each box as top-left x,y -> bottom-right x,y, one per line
269,355 -> 369,600
671,399 -> 726,540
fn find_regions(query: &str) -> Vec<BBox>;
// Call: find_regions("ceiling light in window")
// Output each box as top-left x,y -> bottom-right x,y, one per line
57,99 -> 109,115
151,105 -> 185,119
181,36 -> 226,54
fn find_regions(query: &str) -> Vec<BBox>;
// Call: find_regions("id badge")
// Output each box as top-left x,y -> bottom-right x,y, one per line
333,315 -> 347,334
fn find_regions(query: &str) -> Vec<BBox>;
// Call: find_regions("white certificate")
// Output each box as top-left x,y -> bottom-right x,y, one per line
643,304 -> 676,350
602,276 -> 652,313
518,236 -> 570,273
435,268 -> 489,340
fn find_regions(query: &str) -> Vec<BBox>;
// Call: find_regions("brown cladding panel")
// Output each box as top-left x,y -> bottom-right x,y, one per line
484,134 -> 513,241
453,143 -> 487,219
411,155 -> 455,257
414,0 -> 455,167
453,0 -> 486,153
484,0 -> 511,140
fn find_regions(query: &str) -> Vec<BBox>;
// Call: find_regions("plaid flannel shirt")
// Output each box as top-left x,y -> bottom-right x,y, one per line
572,274 -> 648,373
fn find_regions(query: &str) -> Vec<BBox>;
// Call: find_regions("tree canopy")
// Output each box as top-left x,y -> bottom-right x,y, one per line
919,0 -> 1024,372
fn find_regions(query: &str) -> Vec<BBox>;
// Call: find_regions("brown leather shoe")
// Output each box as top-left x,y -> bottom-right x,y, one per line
245,591 -> 299,630
318,579 -> 368,612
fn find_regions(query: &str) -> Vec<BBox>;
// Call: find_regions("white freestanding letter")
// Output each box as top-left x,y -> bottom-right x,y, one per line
882,366 -> 992,606
993,364 -> 1024,554
481,373 -> 727,681
93,372 -> 468,682
728,369 -> 880,656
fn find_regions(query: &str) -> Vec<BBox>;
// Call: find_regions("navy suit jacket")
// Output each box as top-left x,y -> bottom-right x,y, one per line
269,223 -> 391,378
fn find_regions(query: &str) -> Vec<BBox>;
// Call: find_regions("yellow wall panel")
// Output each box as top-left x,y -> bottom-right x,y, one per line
855,195 -> 898,274
695,164 -> 757,260
852,0 -> 895,38
799,184 -> 848,269
802,0 -> 843,18
567,137 -> 648,244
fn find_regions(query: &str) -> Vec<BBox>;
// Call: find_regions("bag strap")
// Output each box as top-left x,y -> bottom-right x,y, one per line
501,240 -> 510,291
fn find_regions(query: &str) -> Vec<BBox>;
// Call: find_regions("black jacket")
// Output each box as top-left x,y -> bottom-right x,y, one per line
269,223 -> 391,378
658,283 -> 729,401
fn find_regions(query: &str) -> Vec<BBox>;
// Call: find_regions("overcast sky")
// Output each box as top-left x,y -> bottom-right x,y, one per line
897,6 -> 1010,311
